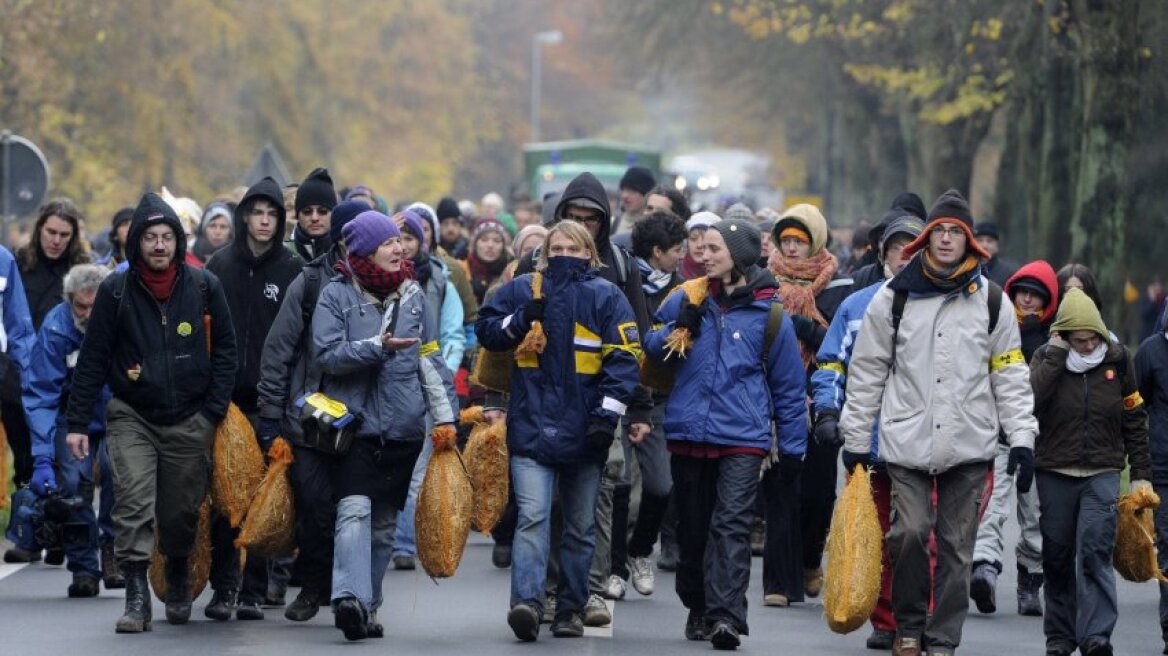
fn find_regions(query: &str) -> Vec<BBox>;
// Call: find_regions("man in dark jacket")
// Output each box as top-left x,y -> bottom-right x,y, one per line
974,222 -> 1019,287
285,168 -> 336,262
850,193 -> 927,291
66,192 -> 236,633
436,196 -> 470,260
204,176 -> 303,621
1136,315 -> 1168,653
254,199 -> 365,621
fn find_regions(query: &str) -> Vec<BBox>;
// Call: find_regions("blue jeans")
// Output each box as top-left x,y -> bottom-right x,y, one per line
332,495 -> 397,612
53,429 -> 104,577
511,456 -> 603,617
392,425 -> 434,558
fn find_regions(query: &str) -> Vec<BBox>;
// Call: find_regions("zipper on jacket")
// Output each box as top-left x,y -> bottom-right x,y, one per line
136,276 -> 177,413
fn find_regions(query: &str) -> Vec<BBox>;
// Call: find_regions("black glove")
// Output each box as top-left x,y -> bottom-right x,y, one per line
586,417 -> 617,452
1006,446 -> 1035,493
841,450 -> 870,473
813,411 -> 842,448
257,417 -> 281,448
675,302 -> 703,339
523,298 -> 546,327
778,455 -> 803,479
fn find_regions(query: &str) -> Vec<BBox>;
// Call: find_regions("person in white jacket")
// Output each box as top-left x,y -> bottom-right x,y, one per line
839,189 -> 1038,656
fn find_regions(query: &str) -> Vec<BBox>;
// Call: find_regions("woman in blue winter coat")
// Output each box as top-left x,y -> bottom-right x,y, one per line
476,220 -> 645,642
311,211 -> 458,641
644,219 -> 807,650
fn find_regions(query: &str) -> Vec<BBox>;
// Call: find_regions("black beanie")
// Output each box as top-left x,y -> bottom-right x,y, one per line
974,222 -> 1000,240
295,168 -> 337,213
926,189 -> 973,228
619,166 -> 655,196
712,219 -> 761,272
890,192 -> 927,221
436,196 -> 462,223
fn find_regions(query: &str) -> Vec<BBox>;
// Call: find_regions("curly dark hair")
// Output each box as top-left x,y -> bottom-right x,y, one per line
21,198 -> 90,272
648,185 -> 692,221
631,211 -> 687,261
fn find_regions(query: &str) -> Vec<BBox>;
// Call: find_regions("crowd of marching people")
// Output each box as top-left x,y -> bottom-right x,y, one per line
2,162 -> 1166,656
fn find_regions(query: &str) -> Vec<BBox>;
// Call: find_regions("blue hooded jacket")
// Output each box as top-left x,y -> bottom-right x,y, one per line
476,257 -> 642,465
644,269 -> 807,455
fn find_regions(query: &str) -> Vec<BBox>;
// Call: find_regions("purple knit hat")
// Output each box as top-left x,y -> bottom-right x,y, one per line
342,210 -> 400,257
394,210 -> 428,253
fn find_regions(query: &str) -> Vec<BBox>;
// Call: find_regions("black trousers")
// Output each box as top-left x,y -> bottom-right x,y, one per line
3,398 -> 32,487
290,444 -> 338,597
761,462 -> 803,599
800,438 -> 839,570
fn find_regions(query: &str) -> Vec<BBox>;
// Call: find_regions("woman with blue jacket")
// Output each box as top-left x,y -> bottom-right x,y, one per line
476,220 -> 645,642
311,211 -> 458,641
645,218 -> 806,650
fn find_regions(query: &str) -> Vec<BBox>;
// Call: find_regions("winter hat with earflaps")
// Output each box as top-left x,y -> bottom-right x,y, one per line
1050,287 -> 1110,341
901,189 -> 991,260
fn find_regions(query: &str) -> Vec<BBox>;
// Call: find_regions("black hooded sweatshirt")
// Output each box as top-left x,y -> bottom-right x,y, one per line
206,177 -> 305,412
66,193 -> 237,431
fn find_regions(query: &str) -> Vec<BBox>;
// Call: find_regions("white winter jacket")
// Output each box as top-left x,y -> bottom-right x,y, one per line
840,276 -> 1037,474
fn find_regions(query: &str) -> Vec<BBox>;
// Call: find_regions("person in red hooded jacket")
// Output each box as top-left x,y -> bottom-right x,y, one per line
969,260 -> 1059,618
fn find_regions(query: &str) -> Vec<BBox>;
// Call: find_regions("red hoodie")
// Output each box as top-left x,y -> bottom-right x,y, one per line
1005,260 -> 1060,324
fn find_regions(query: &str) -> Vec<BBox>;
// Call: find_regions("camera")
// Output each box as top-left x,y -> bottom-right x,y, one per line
5,487 -> 92,552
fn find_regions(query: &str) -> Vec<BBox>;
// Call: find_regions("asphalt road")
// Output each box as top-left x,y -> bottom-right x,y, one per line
1,530 -> 1164,655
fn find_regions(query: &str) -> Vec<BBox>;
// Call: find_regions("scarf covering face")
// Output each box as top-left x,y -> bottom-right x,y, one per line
637,257 -> 674,296
768,248 -> 837,368
338,254 -> 415,301
920,251 -> 981,292
138,259 -> 178,301
413,254 -> 433,288
1066,340 -> 1108,374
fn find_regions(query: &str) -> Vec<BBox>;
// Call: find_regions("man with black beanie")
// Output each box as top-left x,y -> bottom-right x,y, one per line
614,166 -> 655,235
436,196 -> 468,260
285,168 -> 336,262
851,192 -> 927,290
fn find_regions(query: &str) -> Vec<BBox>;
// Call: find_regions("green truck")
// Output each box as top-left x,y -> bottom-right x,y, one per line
523,139 -> 662,202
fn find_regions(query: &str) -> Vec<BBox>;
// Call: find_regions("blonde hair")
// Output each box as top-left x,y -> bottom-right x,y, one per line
536,221 -> 601,270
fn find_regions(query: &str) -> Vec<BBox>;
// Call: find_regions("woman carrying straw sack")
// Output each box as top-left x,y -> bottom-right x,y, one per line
311,210 -> 458,641
476,220 -> 645,642
1030,287 -> 1151,656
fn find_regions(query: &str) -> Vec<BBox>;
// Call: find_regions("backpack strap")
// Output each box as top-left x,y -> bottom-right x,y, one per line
300,266 -> 322,324
761,296 -> 786,375
609,242 -> 629,287
986,279 -> 1003,335
890,289 -> 908,373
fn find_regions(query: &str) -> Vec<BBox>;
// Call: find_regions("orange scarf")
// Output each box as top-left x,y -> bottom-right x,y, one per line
768,248 -> 837,367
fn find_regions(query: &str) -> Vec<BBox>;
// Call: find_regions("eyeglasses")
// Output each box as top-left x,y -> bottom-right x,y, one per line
931,226 -> 966,239
141,233 -> 176,245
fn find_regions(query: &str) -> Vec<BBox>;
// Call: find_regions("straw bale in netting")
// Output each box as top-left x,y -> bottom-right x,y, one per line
1114,486 -> 1168,583
211,403 -> 266,527
234,438 -> 296,559
661,278 -> 710,359
416,425 -> 473,578
470,346 -> 514,393
464,420 -> 509,534
149,496 -> 212,601
823,465 -> 883,634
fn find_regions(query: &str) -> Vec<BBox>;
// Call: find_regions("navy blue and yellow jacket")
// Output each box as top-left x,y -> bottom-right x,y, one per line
476,257 -> 642,465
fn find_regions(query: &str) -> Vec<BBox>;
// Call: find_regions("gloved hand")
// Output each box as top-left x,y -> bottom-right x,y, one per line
841,450 -> 870,474
1047,332 -> 1069,350
675,302 -> 703,339
1131,479 -> 1154,495
778,455 -> 803,479
586,417 -> 617,452
813,411 -> 842,448
30,456 -> 57,496
1006,446 -> 1035,493
522,298 -> 546,327
257,417 -> 282,449
790,314 -> 817,343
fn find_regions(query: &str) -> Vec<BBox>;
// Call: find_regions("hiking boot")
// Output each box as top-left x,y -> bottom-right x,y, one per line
3,546 -> 41,563
1017,565 -> 1044,616
685,610 -> 707,641
709,620 -> 740,650
163,557 -> 192,624
68,572 -> 101,598
44,548 -> 66,566
866,628 -> 894,650
285,588 -> 325,621
115,562 -> 152,633
551,612 -> 584,638
657,540 -> 679,572
541,594 -> 556,624
507,603 -> 540,642
969,561 -> 998,614
101,543 -> 125,589
803,567 -> 824,598
628,555 -> 655,595
603,574 -> 626,600
236,599 -> 265,620
763,593 -> 789,607
892,635 -> 923,656
204,589 -> 239,621
367,611 -> 384,638
334,596 -> 369,641
1045,640 -> 1075,656
582,594 -> 611,627
492,543 -> 512,568
1080,637 -> 1113,656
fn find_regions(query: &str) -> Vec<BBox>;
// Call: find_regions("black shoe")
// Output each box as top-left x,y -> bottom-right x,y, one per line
4,546 -> 41,563
685,610 -> 707,641
551,612 -> 584,638
334,597 -> 369,641
285,589 -> 324,622
236,600 -> 265,620
115,562 -> 153,633
657,542 -> 679,572
367,612 -> 384,638
44,548 -> 65,566
709,620 -> 740,650
492,543 -> 512,568
163,557 -> 192,625
68,572 -> 101,598
101,544 -> 125,589
262,594 -> 286,607
1080,637 -> 1113,656
204,589 -> 239,621
507,603 -> 540,642
1017,565 -> 1044,617
1045,640 -> 1075,656
866,628 -> 894,650
392,554 -> 415,570
969,562 -> 998,614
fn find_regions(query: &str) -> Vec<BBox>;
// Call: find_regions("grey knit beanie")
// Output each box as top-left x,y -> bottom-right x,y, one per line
712,219 -> 761,271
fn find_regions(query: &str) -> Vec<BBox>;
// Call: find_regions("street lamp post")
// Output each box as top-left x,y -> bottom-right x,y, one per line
530,30 -> 563,143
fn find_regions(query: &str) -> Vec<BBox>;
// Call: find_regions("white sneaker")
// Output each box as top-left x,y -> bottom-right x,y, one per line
603,574 -> 626,600
628,556 -> 655,596
582,594 -> 612,627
